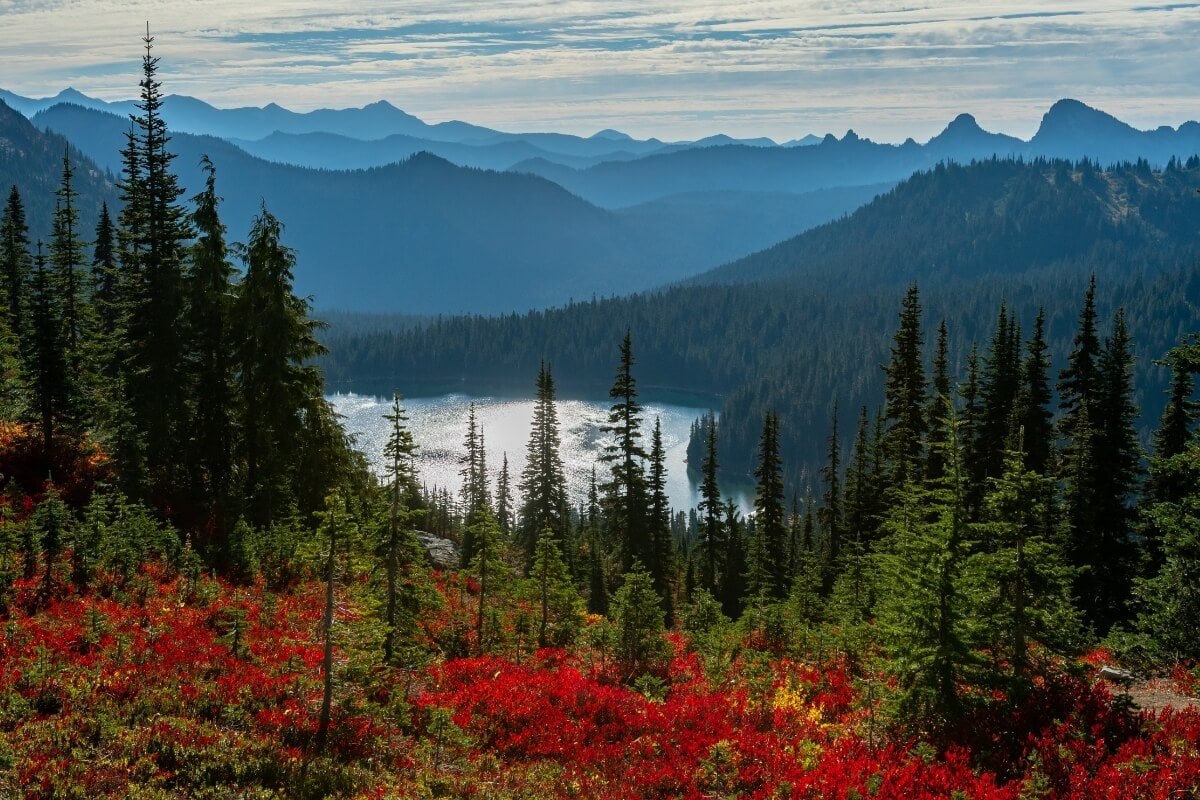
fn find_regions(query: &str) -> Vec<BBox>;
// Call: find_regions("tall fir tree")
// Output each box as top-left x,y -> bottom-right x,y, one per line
186,156 -> 236,535
382,392 -> 419,664
925,320 -> 954,482
599,331 -> 649,574
495,453 -> 514,539
517,361 -> 569,561
646,416 -> 674,623
49,150 -> 88,373
882,284 -> 927,485
116,27 -> 195,504
753,410 -> 788,599
232,206 -> 327,528
1014,308 -> 1054,475
819,402 -> 844,587
1,186 -> 32,338
27,244 -> 69,455
697,414 -> 724,595
976,303 -> 1022,491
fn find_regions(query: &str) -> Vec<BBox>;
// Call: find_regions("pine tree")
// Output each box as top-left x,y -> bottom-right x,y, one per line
117,27 -> 195,503
526,529 -> 583,647
49,150 -> 88,372
0,185 -> 32,338
458,403 -> 490,565
697,415 -> 724,595
1086,307 -> 1140,632
232,206 -> 326,528
818,402 -> 843,587
1057,276 -> 1101,447
843,406 -> 878,546
382,392 -> 419,664
27,245 -> 69,454
876,420 -> 976,724
753,410 -> 788,598
517,361 -> 569,560
646,416 -> 674,623
611,561 -> 668,681
925,321 -> 954,481
466,510 -> 509,654
495,453 -> 514,538
1014,308 -> 1054,474
187,155 -> 236,534
967,445 -> 1079,685
882,285 -> 927,484
720,498 -> 747,619
90,202 -> 119,341
599,331 -> 649,574
977,303 -> 1021,489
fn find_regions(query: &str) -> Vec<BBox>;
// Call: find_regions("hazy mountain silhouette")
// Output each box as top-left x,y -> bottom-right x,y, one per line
21,102 -> 877,313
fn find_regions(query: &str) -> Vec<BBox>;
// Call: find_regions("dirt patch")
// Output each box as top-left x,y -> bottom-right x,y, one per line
1121,679 -> 1200,714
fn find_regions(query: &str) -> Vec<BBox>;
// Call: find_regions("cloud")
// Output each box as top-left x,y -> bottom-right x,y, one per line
0,1 -> 1196,140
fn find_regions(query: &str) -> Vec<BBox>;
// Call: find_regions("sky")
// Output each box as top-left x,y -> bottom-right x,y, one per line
0,1 -> 1198,142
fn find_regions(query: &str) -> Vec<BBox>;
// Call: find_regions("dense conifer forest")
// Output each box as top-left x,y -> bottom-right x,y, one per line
0,36 -> 1199,799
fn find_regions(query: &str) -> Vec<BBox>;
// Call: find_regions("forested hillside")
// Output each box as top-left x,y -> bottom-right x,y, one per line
0,100 -> 114,240
322,157 -> 1200,484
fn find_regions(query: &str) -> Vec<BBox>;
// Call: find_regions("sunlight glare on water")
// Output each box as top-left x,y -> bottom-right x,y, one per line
329,392 -> 718,513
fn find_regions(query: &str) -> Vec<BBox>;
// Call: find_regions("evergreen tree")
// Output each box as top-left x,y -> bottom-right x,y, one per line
186,156 -> 236,535
466,510 -> 509,654
976,303 -> 1021,489
517,361 -> 569,560
1057,276 -> 1101,447
117,27 -> 195,504
0,185 -> 31,337
967,445 -> 1079,685
458,403 -> 490,565
882,285 -> 927,484
1134,439 -> 1200,662
525,529 -> 583,648
232,206 -> 326,528
89,202 -> 119,341
646,416 -> 674,622
925,320 -> 954,481
27,245 -> 69,454
49,150 -> 88,372
495,453 -> 514,538
697,415 -> 724,595
753,410 -> 788,598
1014,308 -> 1054,474
1086,307 -> 1140,632
719,498 -> 747,619
818,402 -> 843,587
382,392 -> 419,664
599,331 -> 649,574
876,421 -> 976,724
843,406 -> 878,546
611,561 -> 668,681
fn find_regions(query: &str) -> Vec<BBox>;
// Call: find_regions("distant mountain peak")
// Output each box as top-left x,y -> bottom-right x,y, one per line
1037,98 -> 1131,136
947,112 -> 981,132
591,128 -> 632,141
841,129 -> 860,143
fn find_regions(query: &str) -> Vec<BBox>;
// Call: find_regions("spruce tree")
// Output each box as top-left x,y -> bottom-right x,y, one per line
925,321 -> 954,482
27,245 -> 69,455
117,28 -> 195,504
0,185 -> 32,337
719,498 -> 747,619
818,402 -> 844,587
90,202 -> 119,341
495,453 -> 514,538
526,529 -> 583,648
976,303 -> 1021,490
232,206 -> 326,528
1014,308 -> 1054,475
882,285 -> 927,485
697,415 -> 724,595
753,410 -> 788,598
646,416 -> 674,623
187,156 -> 236,533
599,331 -> 649,574
49,150 -> 88,370
517,361 -> 569,560
382,392 -> 419,663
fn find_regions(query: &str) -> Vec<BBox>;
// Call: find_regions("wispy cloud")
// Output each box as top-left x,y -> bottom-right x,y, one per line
0,2 -> 1196,140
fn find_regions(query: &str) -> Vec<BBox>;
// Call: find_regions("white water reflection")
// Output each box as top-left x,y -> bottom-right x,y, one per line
330,392 -> 723,513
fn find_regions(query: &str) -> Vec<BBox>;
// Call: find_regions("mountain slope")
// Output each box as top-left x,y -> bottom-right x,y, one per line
24,103 -> 870,313
0,99 -> 115,240
690,157 -> 1200,289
